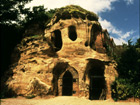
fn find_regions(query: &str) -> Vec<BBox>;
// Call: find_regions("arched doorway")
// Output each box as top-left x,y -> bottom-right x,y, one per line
55,66 -> 79,96
62,71 -> 73,96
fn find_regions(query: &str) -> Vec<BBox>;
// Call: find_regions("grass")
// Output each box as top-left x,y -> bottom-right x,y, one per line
31,35 -> 40,38
25,94 -> 36,99
57,5 -> 98,19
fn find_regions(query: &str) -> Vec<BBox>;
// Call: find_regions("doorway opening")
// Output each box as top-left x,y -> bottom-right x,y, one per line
62,71 -> 73,96
89,67 -> 106,100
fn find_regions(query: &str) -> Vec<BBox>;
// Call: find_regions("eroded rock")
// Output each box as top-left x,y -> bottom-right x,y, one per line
2,5 -> 118,100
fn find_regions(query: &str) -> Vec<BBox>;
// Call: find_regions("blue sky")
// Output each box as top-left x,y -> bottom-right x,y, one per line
25,0 -> 139,45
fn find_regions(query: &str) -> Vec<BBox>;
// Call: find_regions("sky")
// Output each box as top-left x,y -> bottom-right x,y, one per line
25,0 -> 139,45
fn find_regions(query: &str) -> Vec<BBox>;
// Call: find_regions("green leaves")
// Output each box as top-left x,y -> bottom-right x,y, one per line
112,78 -> 134,100
112,38 -> 140,100
0,0 -> 32,25
23,5 -> 56,31
117,39 -> 139,79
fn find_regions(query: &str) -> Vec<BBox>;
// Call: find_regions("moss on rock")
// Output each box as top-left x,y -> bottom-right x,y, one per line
50,5 -> 99,24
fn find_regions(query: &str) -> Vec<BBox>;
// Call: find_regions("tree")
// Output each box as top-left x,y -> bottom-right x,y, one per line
117,39 -> 140,82
23,6 -> 49,30
0,0 -> 32,76
112,39 -> 140,100
0,1 -> 56,77
0,1 -> 56,98
0,0 -> 32,25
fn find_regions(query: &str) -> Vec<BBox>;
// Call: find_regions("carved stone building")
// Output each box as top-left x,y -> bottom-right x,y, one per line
3,5 -> 118,100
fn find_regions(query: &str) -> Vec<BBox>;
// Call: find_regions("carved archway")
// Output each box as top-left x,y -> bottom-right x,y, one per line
58,66 -> 79,96
62,71 -> 73,96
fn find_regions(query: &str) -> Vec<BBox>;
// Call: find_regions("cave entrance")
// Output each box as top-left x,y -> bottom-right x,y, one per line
90,75 -> 106,100
89,67 -> 106,100
52,30 -> 62,52
62,71 -> 73,96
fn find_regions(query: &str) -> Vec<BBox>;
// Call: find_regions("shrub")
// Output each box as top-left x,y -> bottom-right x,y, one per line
111,78 -> 133,100
135,82 -> 140,98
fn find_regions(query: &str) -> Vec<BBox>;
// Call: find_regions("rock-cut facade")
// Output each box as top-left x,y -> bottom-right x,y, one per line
4,5 -> 118,100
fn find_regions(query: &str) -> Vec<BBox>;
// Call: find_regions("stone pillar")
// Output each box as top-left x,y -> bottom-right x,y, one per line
106,77 -> 112,99
58,78 -> 62,96
73,78 -> 79,96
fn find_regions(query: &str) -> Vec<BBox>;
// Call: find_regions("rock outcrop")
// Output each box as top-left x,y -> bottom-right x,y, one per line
2,5 -> 118,100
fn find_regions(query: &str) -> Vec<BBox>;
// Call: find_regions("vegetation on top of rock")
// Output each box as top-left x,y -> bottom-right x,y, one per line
22,6 -> 56,37
50,5 -> 99,24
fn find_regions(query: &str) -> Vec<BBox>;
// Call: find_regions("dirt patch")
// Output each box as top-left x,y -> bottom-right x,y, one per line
1,96 -> 139,105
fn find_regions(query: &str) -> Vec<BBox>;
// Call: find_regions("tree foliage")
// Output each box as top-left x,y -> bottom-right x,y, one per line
0,0 -> 31,76
112,39 -> 140,100
117,39 -> 140,82
0,0 -> 32,25
0,1 -> 56,77
22,6 -> 55,30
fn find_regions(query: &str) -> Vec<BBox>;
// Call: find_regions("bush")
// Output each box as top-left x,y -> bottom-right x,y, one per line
135,82 -> 140,98
111,78 -> 133,100
112,78 -> 140,101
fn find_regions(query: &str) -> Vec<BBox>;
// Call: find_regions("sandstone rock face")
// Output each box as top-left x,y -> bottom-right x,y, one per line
4,5 -> 118,100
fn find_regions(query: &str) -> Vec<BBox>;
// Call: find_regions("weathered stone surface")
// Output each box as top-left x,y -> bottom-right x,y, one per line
25,77 -> 52,96
2,5 -> 118,100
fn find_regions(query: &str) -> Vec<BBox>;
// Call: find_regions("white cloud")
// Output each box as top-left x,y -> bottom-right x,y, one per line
124,0 -> 134,5
99,17 -> 134,45
112,37 -> 127,45
99,17 -> 122,36
25,0 -> 117,13
121,30 -> 135,39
